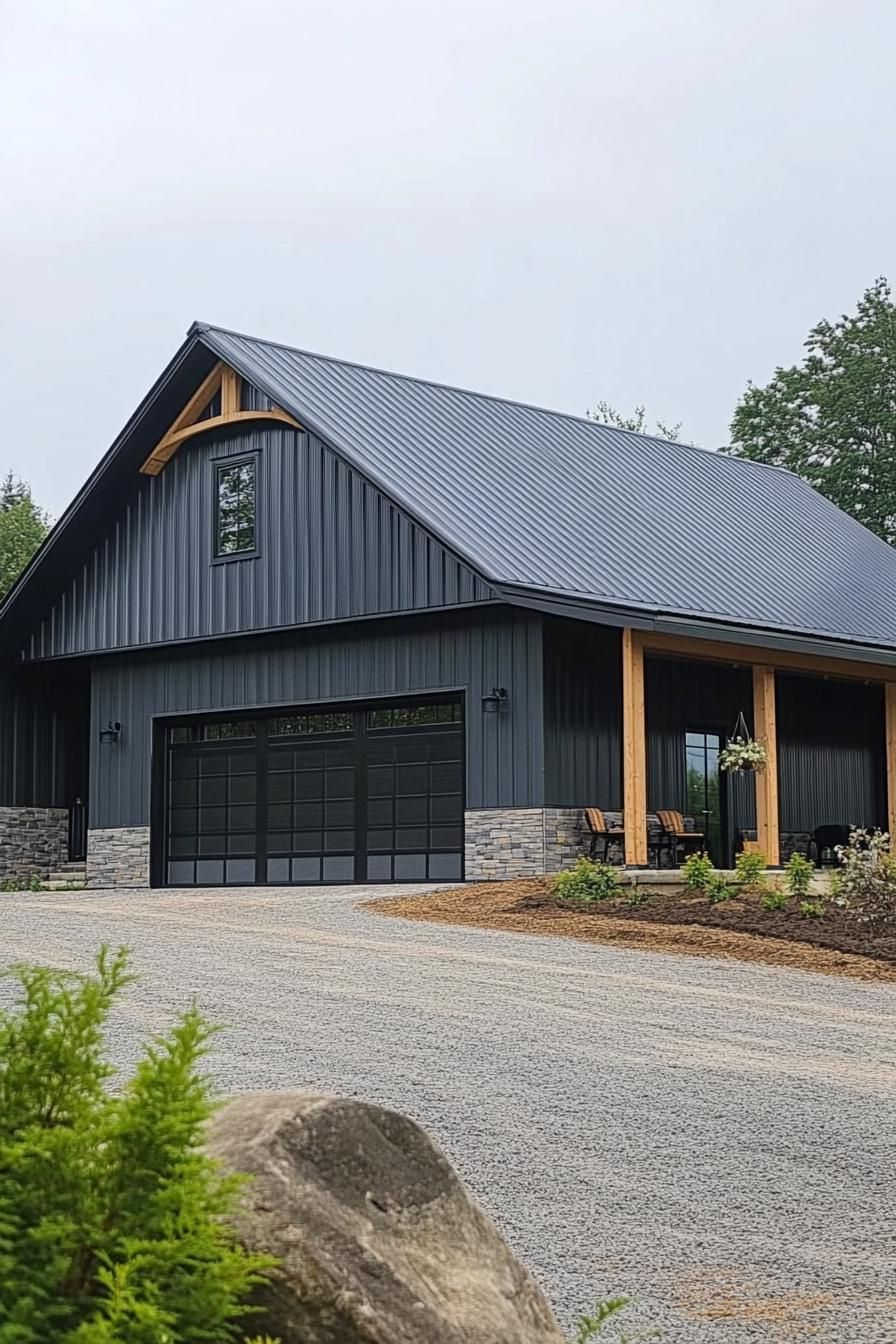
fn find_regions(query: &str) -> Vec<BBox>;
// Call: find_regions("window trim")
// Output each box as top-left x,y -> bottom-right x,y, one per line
212,451 -> 260,563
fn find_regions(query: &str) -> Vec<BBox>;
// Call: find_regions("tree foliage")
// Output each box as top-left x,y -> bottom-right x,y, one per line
0,472 -> 49,602
587,401 -> 683,442
0,946 -> 275,1343
728,277 -> 896,542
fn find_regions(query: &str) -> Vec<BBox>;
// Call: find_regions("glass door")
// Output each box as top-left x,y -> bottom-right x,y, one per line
684,730 -> 726,866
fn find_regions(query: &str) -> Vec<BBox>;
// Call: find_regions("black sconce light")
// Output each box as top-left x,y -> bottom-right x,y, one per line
99,720 -> 122,745
481,687 -> 508,714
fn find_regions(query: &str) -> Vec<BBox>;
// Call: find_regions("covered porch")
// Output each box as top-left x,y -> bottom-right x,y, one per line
619,628 -> 892,869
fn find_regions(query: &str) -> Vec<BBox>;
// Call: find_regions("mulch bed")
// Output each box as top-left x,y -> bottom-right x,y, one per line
524,884 -> 896,963
369,878 -> 896,983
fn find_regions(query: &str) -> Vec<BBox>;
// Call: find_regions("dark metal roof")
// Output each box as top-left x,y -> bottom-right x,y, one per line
199,323 -> 896,653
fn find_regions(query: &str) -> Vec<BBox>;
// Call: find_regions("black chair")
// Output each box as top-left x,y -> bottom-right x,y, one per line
657,809 -> 705,868
806,824 -> 850,868
585,808 -> 625,862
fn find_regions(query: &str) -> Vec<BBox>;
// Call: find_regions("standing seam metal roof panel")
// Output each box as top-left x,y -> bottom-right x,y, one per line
198,324 -> 896,650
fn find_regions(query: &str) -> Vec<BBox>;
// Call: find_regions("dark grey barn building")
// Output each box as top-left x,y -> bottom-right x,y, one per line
3,323 -> 896,888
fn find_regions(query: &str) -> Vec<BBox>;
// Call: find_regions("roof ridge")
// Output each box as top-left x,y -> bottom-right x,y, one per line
193,320 -> 798,479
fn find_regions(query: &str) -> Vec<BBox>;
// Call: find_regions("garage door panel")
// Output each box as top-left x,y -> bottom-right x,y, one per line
162,700 -> 463,886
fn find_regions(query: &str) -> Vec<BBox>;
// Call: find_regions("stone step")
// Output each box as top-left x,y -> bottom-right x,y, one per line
42,880 -> 86,891
46,870 -> 86,883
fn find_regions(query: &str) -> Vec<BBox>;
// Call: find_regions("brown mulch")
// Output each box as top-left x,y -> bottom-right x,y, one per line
369,878 -> 896,983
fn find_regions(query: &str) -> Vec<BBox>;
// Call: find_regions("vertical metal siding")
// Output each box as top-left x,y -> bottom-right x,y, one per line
0,670 -> 87,807
89,609 -> 544,828
25,422 -> 492,660
776,674 -> 885,830
543,618 -> 622,807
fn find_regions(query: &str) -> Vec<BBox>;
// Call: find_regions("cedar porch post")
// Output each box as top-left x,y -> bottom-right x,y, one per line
752,665 -> 780,865
886,684 -> 896,839
622,628 -> 648,865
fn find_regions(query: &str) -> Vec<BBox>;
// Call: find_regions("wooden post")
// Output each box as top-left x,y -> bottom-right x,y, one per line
622,628 -> 648,866
886,684 -> 896,839
221,366 -> 241,418
752,665 -> 780,865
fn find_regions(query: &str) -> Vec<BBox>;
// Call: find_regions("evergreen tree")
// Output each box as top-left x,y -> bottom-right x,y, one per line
728,278 -> 896,542
0,472 -> 49,601
0,946 -> 276,1343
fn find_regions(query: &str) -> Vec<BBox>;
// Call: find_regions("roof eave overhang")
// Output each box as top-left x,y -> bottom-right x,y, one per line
499,583 -> 896,673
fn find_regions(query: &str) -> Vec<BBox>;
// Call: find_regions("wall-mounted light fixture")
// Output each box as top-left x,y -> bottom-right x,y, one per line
481,687 -> 508,714
99,720 -> 122,745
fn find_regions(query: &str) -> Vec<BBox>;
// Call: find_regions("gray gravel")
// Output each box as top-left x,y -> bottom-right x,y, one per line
1,883 -> 894,1342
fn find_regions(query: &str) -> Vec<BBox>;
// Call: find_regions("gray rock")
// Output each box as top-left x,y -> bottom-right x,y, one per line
207,1092 -> 566,1344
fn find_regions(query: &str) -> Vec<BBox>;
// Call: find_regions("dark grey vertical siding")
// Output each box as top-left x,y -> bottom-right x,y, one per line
25,422 -> 492,660
645,656 -> 757,833
777,674 -> 885,830
543,618 -> 622,807
0,669 -> 88,807
89,609 -> 544,828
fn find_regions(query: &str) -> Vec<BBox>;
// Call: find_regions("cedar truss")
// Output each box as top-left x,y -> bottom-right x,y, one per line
140,363 -> 301,476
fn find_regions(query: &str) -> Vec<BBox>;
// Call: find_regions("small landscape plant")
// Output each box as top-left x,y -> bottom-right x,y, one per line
572,1294 -> 660,1342
834,827 -> 896,934
706,872 -> 734,904
0,874 -> 42,893
681,851 -> 713,892
0,944 -> 276,1342
553,857 -> 620,903
784,851 -> 814,899
799,899 -> 824,919
761,888 -> 788,912
734,849 -> 767,891
624,881 -> 651,907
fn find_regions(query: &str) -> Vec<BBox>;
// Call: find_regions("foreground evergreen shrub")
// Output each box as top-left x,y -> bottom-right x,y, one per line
0,945 -> 275,1343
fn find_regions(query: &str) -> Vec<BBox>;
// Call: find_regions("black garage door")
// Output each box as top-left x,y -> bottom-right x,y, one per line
157,699 -> 464,886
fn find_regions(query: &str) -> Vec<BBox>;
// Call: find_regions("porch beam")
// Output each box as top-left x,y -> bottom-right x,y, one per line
622,627 -> 648,866
642,630 -> 896,686
886,684 -> 896,839
752,665 -> 780,865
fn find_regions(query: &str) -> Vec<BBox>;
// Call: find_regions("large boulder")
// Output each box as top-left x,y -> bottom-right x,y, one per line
207,1092 -> 565,1344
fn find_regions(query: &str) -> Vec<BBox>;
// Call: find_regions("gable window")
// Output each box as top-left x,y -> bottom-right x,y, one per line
215,456 -> 257,558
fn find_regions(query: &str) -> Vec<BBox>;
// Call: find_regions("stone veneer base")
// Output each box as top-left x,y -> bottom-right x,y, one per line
464,807 -> 591,881
0,806 -> 68,882
87,826 -> 151,888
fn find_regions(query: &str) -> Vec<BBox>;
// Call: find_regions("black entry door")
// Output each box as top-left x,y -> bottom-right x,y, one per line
684,729 -> 728,866
158,699 -> 464,886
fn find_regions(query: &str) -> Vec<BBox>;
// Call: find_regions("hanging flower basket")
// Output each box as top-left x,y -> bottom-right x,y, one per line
718,710 -> 768,774
719,736 -> 768,773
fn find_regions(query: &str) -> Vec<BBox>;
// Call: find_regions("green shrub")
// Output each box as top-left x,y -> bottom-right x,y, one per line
784,852 -> 814,899
834,827 -> 896,933
553,857 -> 620,903
761,888 -> 788,912
734,850 -> 767,891
799,899 -> 824,919
681,852 -> 713,892
706,872 -> 733,904
624,882 -> 651,907
0,945 -> 275,1342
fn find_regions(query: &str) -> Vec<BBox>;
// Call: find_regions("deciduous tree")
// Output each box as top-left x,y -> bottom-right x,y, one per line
728,278 -> 896,542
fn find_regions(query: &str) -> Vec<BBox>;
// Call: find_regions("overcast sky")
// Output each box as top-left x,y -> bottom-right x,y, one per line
2,0 -> 894,517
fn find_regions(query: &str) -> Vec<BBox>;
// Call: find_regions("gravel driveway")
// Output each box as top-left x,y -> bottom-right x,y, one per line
1,883 -> 893,1342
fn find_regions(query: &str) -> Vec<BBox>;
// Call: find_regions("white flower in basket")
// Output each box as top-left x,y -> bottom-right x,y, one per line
718,736 -> 768,773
